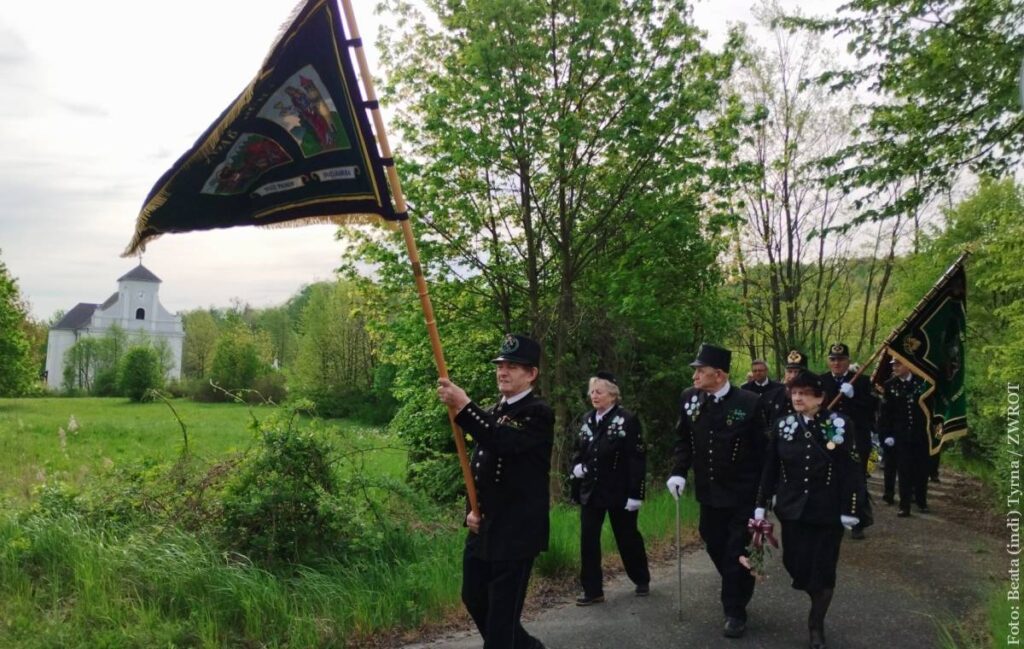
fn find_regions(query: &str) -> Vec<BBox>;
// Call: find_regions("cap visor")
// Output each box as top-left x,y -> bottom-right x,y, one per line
491,355 -> 534,365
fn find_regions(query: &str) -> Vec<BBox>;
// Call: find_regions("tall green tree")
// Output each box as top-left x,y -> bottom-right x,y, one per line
119,346 -> 163,402
182,310 -> 220,378
292,282 -> 374,416
208,324 -> 270,397
0,251 -> 34,396
786,0 -> 1024,221
253,305 -> 298,370
346,0 -> 746,498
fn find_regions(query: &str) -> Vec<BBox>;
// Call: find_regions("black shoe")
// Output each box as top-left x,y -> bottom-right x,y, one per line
918,505 -> 930,513
930,475 -> 941,483
723,617 -> 746,638
850,527 -> 865,540
635,583 -> 650,597
809,626 -> 827,649
897,508 -> 911,517
882,494 -> 894,505
575,593 -> 605,606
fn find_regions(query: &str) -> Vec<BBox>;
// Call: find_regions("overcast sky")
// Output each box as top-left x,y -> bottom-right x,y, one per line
0,0 -> 840,321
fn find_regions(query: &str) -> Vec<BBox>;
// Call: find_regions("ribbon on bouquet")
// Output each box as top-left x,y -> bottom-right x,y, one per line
747,518 -> 779,550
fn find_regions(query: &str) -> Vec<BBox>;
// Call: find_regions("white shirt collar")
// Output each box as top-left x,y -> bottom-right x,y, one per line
900,374 -> 913,382
713,382 -> 731,401
595,405 -> 615,421
755,378 -> 769,387
502,388 -> 533,406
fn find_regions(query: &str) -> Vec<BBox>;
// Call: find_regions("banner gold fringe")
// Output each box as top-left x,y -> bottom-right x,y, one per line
123,211 -> 393,257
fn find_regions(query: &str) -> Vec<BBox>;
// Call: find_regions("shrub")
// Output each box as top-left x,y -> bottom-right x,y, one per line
208,326 -> 267,398
220,415 -> 354,564
118,346 -> 163,402
92,366 -> 121,397
161,378 -> 193,399
250,372 -> 287,404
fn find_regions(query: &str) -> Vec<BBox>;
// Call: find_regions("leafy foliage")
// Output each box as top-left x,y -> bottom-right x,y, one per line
181,309 -> 220,378
118,346 -> 163,402
877,179 -> 1023,489
785,0 -> 1024,221
346,0 -> 746,499
291,281 -> 380,418
206,324 -> 271,400
0,251 -> 35,396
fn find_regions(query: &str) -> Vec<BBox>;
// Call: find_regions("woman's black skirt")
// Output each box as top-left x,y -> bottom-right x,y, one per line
780,519 -> 844,592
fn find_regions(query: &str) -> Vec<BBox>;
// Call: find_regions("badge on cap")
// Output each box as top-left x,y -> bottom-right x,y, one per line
830,344 -> 845,355
787,350 -> 802,364
501,334 -> 520,354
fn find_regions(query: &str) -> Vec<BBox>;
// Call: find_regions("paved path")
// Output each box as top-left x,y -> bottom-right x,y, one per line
403,473 -> 1001,649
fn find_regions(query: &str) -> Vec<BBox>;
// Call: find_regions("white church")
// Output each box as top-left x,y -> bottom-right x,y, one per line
45,264 -> 184,390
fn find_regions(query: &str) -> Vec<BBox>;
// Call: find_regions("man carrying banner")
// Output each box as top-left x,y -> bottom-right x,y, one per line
666,343 -> 767,638
871,253 -> 970,498
879,356 -> 932,516
437,334 -> 553,649
766,350 -> 809,422
820,343 -> 877,540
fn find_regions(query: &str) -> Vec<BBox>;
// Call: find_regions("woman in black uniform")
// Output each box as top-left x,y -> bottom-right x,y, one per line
754,370 -> 864,649
569,371 -> 650,605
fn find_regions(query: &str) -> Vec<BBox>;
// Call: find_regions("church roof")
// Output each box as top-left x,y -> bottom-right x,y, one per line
52,303 -> 98,331
99,292 -> 119,310
117,264 -> 161,283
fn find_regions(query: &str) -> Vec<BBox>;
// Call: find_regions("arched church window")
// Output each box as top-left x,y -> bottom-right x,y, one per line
136,308 -> 145,320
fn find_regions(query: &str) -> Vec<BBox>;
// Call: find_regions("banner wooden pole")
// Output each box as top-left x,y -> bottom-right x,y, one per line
338,0 -> 479,516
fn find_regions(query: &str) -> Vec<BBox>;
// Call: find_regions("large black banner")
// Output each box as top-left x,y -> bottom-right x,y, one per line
124,0 -> 400,256
872,255 -> 969,454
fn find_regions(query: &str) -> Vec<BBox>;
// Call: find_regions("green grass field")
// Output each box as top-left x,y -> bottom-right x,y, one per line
0,397 -> 696,647
0,398 -> 406,503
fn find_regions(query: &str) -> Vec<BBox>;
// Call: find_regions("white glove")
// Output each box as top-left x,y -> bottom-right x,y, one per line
572,463 -> 585,479
753,507 -> 766,521
625,498 -> 643,512
839,382 -> 854,398
840,515 -> 860,529
666,476 -> 686,499
884,437 -> 895,447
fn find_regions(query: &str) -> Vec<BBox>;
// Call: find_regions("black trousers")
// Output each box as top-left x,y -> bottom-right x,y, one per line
699,503 -> 756,620
462,545 -> 540,649
883,445 -> 898,499
579,504 -> 650,597
898,444 -> 930,510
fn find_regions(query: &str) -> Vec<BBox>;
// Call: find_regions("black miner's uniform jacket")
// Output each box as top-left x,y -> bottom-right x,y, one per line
757,410 -> 864,524
765,384 -> 795,422
455,392 -> 554,561
671,386 -> 768,507
740,379 -> 783,397
878,375 -> 929,449
570,405 -> 647,509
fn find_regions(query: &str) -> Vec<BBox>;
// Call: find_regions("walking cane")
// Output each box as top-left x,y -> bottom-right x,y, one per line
675,494 -> 683,621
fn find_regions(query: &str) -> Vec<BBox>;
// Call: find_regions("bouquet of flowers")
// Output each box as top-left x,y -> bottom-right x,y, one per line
740,517 -> 779,581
